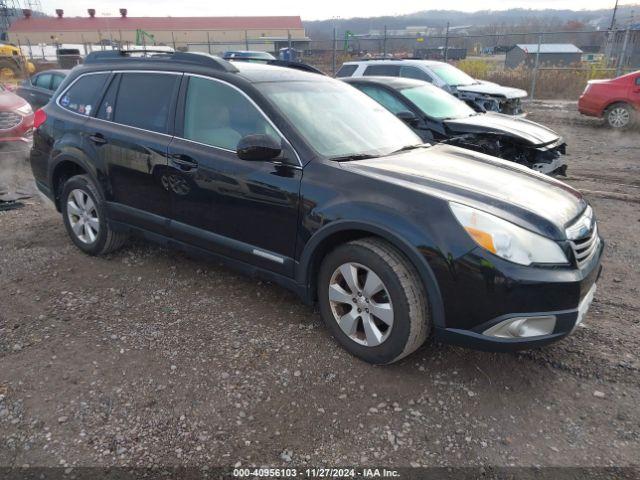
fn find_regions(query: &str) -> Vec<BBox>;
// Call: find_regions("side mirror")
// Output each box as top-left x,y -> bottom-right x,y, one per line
236,134 -> 282,161
396,110 -> 419,126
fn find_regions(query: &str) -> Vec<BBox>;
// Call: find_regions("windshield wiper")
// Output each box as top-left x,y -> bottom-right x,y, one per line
329,153 -> 380,162
388,144 -> 428,155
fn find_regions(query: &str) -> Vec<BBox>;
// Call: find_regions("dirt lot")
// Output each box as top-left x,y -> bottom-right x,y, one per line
0,102 -> 639,471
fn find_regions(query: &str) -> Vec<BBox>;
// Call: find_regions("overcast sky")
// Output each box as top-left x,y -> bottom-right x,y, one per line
40,0 -> 622,20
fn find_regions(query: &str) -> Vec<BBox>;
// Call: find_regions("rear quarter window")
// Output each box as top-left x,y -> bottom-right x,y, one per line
59,73 -> 109,116
335,64 -> 358,77
363,65 -> 401,77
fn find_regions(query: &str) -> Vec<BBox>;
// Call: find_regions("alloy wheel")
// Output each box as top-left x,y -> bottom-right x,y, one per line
328,262 -> 394,347
66,189 -> 100,244
608,107 -> 630,128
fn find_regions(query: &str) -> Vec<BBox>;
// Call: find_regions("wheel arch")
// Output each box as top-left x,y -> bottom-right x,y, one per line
603,99 -> 635,114
297,220 -> 445,328
49,153 -> 101,211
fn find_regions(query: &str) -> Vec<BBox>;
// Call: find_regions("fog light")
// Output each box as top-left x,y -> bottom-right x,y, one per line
483,316 -> 556,338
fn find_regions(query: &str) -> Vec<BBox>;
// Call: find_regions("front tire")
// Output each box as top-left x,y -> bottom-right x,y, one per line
317,237 -> 430,364
60,174 -> 128,255
605,102 -> 635,129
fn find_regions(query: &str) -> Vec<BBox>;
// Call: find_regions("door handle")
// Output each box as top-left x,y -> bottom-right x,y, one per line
89,133 -> 107,145
170,154 -> 198,171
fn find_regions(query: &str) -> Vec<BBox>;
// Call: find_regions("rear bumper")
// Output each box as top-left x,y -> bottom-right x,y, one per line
35,179 -> 54,202
578,96 -> 601,118
434,240 -> 604,352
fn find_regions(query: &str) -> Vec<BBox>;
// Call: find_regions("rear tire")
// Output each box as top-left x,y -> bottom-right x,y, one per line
60,174 -> 128,255
605,102 -> 635,129
317,237 -> 430,364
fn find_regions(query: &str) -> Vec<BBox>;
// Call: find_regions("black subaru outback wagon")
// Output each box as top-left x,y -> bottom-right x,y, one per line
30,51 -> 603,364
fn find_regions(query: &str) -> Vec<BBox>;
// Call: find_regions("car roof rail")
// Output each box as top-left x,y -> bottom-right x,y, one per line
265,59 -> 325,75
84,50 -> 238,73
226,57 -> 325,75
357,57 -> 403,61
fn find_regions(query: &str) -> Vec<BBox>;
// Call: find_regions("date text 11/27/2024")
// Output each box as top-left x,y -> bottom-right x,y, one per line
232,468 -> 401,478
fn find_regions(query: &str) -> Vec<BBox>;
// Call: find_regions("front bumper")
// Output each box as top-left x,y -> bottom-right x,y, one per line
0,113 -> 34,143
433,239 -> 603,352
532,154 -> 567,175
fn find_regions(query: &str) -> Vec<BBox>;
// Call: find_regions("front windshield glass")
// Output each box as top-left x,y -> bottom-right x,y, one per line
430,63 -> 477,86
258,80 -> 421,158
400,84 -> 475,119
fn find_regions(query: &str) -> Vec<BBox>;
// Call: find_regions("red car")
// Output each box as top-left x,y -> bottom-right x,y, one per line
0,83 -> 34,142
578,70 -> 640,129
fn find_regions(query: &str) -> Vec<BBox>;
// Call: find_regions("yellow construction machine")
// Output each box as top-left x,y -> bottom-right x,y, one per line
0,43 -> 35,80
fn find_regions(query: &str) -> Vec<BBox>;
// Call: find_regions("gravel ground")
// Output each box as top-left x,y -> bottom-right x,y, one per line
0,102 -> 639,471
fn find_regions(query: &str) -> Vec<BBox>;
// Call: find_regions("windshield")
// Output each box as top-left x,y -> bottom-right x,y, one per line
430,63 -> 477,87
400,84 -> 475,119
258,80 -> 421,158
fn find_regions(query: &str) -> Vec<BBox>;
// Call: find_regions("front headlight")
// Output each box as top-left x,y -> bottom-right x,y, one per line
16,103 -> 33,116
449,202 -> 568,266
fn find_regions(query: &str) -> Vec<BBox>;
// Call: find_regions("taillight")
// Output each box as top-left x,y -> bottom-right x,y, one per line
33,108 -> 47,129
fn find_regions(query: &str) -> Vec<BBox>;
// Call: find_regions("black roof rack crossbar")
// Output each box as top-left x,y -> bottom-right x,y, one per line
84,50 -> 238,73
226,57 -> 325,75
265,59 -> 325,75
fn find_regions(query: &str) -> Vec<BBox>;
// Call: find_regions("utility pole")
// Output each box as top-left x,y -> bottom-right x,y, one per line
530,33 -> 543,101
604,0 -> 621,67
383,25 -> 387,57
332,27 -> 337,75
609,0 -> 620,30
616,26 -> 630,76
443,22 -> 450,62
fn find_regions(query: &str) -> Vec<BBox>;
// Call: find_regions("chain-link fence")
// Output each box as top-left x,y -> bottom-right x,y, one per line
10,26 -> 640,100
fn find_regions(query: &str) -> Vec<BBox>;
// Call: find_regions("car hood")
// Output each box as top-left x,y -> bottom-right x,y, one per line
341,144 -> 584,239
443,112 -> 561,146
455,82 -> 528,99
0,90 -> 28,110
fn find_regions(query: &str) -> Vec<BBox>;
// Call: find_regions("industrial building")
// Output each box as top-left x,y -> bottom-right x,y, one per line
505,43 -> 583,68
8,9 -> 309,54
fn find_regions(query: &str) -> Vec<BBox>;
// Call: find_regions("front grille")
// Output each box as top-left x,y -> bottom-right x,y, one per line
0,111 -> 22,130
567,208 -> 600,268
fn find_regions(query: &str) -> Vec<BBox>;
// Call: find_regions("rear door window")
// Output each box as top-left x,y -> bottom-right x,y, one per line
335,64 -> 358,77
51,74 -> 65,91
97,74 -> 119,121
363,65 -> 401,77
58,73 -> 109,115
112,73 -> 180,134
